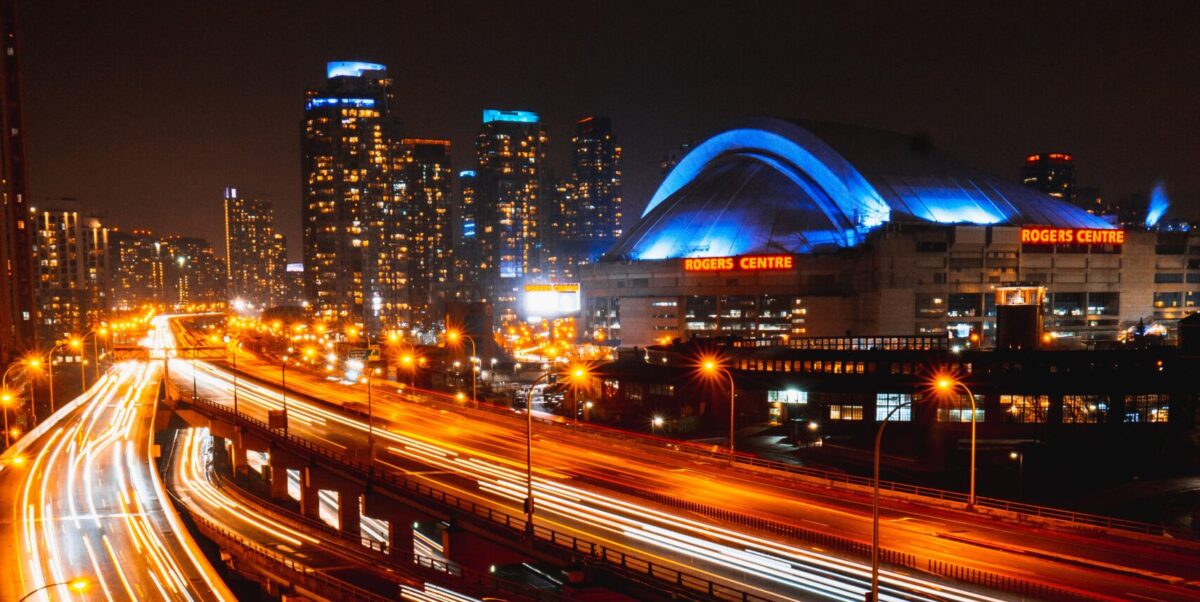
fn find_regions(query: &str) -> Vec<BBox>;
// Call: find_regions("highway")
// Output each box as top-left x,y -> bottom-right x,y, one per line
159,329 -> 1198,602
0,360 -> 233,601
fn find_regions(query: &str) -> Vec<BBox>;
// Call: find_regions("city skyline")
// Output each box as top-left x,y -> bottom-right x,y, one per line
18,1 -> 1200,261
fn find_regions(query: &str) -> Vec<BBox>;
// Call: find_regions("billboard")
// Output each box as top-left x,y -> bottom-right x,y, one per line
523,283 -> 581,318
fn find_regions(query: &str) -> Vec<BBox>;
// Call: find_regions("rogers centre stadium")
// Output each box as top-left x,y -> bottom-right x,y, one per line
581,118 -> 1199,347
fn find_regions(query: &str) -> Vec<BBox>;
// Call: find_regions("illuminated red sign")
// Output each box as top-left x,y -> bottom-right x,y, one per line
1020,227 -> 1125,245
684,255 -> 795,272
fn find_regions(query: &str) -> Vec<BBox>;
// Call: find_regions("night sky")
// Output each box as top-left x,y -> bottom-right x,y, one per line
20,1 -> 1200,260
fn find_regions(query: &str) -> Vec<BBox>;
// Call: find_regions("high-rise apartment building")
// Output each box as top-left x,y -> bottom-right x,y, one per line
107,229 -> 165,312
475,109 -> 547,293
1021,152 -> 1075,204
0,0 -> 35,357
162,236 -> 226,306
571,117 -> 623,242
399,138 -> 453,331
31,200 -> 108,340
301,61 -> 405,333
224,187 -> 286,308
450,170 -> 483,301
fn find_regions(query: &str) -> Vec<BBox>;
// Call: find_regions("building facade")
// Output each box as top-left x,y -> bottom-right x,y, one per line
32,201 -> 108,340
399,138 -> 453,331
582,119 -> 1197,347
571,116 -> 623,243
301,61 -> 405,333
474,109 -> 547,305
0,0 -> 35,357
1021,152 -> 1075,205
224,187 -> 286,308
107,229 -> 165,311
161,236 -> 226,307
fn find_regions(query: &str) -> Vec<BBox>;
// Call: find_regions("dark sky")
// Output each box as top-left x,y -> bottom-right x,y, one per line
20,1 -> 1200,261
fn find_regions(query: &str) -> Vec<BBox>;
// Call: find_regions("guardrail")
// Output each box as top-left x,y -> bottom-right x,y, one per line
226,348 -> 1182,541
214,472 -> 560,601
189,512 -> 398,602
182,395 -> 771,602
180,395 -> 1114,602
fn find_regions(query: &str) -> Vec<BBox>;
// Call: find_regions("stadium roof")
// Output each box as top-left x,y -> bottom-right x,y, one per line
608,118 -> 1113,260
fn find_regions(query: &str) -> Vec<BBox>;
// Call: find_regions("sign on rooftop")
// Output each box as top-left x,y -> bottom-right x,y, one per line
1020,227 -> 1125,246
683,254 -> 795,272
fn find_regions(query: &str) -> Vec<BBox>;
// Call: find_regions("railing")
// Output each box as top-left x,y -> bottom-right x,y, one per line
180,395 -> 1114,602
190,512 -> 398,602
182,396 -> 771,602
213,472 -> 559,601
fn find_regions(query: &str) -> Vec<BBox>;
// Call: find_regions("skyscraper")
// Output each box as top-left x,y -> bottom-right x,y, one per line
398,138 -> 453,331
107,229 -> 165,312
474,109 -> 546,303
1021,152 -> 1075,204
31,200 -> 108,340
224,187 -> 286,308
450,170 -> 483,300
0,0 -> 35,357
162,236 -> 225,306
571,117 -> 623,242
301,61 -> 405,333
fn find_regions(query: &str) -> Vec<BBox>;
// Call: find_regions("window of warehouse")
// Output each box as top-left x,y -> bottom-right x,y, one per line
1124,394 -> 1169,423
1000,395 -> 1049,423
830,404 -> 863,420
936,394 -> 985,423
875,393 -> 911,421
1062,395 -> 1105,424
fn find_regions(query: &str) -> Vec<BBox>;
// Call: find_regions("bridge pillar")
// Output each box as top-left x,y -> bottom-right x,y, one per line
363,492 -> 424,558
441,523 -> 529,572
338,488 -> 362,538
300,466 -> 322,520
267,447 -> 305,502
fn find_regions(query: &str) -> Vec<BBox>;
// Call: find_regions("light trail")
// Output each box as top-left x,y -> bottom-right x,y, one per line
1,360 -> 231,601
174,352 -> 1013,602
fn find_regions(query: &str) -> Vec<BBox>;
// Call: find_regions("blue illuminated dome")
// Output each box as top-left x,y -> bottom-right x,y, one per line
609,118 -> 1113,260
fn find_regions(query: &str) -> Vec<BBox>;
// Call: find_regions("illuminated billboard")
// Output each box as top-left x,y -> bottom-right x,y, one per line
683,254 -> 795,272
1020,227 -> 1125,245
523,283 -> 581,318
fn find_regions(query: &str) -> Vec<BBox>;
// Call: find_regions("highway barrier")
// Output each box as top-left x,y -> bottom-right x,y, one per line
181,395 -> 773,602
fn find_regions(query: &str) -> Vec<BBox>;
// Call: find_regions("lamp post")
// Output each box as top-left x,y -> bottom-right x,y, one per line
400,353 -> 415,387
223,335 -> 239,418
69,337 -> 86,391
280,351 -> 290,435
700,357 -> 737,463
446,329 -> 477,409
935,376 -> 979,508
1010,450 -> 1025,498
869,397 -> 915,602
1,392 -> 12,448
523,366 -> 588,533
18,576 -> 90,601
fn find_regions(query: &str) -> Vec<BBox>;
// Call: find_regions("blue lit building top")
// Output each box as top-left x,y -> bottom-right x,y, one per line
459,170 -> 476,178
305,97 -> 377,111
609,118 -> 1113,261
483,109 -> 539,124
326,61 -> 387,79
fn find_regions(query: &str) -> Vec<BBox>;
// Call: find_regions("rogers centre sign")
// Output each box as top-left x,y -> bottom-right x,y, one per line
684,254 -> 795,272
1020,227 -> 1125,245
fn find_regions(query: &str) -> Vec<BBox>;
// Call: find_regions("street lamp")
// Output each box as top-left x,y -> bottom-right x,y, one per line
446,328 -> 478,409
869,396 -> 915,602
1010,450 -> 1025,498
280,350 -> 291,435
69,337 -> 86,390
0,392 -> 13,448
223,335 -> 239,417
3,355 -> 41,432
522,365 -> 588,534
934,374 -> 979,508
350,360 -> 379,460
18,576 -> 90,601
400,353 -> 415,387
699,356 -> 736,463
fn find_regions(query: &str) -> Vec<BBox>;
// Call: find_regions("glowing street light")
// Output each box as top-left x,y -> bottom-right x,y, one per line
446,328 -> 478,409
18,576 -> 90,601
934,374 -> 979,507
699,355 -> 736,463
523,365 -> 589,533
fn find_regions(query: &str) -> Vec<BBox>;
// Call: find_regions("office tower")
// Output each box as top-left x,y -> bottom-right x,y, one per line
271,233 -> 288,305
224,187 -> 287,309
301,61 -> 406,333
161,236 -> 226,306
282,263 -> 306,306
450,170 -> 483,301
31,200 -> 108,340
107,229 -> 166,312
1021,152 -> 1075,203
398,138 -> 453,331
541,176 -> 580,281
571,117 -> 623,242
474,109 -> 547,294
0,0 -> 35,357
